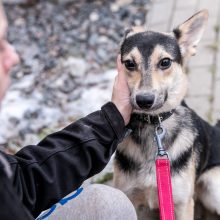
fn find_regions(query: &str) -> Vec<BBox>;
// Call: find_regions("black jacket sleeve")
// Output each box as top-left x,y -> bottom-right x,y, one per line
2,102 -> 127,218
0,163 -> 34,220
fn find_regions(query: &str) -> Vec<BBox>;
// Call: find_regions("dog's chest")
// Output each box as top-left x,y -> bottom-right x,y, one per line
121,125 -> 161,183
117,119 -> 195,208
122,137 -> 194,210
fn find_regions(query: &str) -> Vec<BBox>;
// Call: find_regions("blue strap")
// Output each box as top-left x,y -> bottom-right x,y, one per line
36,187 -> 83,220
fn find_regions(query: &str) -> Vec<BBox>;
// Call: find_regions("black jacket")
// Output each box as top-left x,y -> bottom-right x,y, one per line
0,102 -> 127,219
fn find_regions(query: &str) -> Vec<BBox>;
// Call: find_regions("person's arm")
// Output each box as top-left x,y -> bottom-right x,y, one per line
1,55 -> 131,218
0,154 -> 34,220
3,102 -> 127,218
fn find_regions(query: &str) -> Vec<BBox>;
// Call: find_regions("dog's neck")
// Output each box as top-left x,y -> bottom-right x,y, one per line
131,110 -> 175,125
130,101 -> 188,126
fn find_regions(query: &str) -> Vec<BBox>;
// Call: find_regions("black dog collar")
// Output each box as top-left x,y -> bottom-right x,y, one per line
132,110 -> 175,125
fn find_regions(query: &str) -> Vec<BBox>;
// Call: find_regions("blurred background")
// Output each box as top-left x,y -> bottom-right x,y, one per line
1,0 -> 220,187
1,0 -> 150,153
1,2 -> 220,220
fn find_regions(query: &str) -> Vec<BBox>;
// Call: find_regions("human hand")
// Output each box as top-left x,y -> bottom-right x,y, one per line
112,55 -> 132,125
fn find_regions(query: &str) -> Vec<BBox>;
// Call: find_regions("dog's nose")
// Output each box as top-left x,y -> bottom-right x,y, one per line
136,94 -> 155,109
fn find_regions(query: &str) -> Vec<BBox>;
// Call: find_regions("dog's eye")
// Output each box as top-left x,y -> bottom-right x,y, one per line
124,60 -> 136,71
158,58 -> 172,70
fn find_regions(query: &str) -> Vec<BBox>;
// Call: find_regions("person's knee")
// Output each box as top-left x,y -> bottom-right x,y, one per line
49,184 -> 137,220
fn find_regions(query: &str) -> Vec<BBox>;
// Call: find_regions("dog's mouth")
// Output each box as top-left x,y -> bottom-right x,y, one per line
132,102 -> 165,114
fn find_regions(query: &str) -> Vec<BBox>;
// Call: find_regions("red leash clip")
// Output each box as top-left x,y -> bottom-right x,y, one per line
155,125 -> 175,220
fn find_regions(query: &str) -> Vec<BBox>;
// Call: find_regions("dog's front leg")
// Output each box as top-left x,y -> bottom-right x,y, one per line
175,197 -> 194,220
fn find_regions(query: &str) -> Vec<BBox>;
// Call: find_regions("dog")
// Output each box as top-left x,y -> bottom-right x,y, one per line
113,9 -> 220,220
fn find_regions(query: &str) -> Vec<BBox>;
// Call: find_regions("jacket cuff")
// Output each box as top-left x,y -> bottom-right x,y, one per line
101,102 -> 127,141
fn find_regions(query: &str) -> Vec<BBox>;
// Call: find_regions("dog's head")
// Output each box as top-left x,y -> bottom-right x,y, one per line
120,10 -> 208,115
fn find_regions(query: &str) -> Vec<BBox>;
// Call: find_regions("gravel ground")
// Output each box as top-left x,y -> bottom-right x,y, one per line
1,0 -> 150,152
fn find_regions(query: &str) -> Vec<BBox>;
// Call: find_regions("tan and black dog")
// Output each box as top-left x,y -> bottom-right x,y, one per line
113,10 -> 220,220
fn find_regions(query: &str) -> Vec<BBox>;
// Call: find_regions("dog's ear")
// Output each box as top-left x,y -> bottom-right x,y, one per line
120,26 -> 145,51
120,28 -> 133,48
120,26 -> 145,61
120,28 -> 133,59
122,26 -> 145,41
173,9 -> 208,61
124,28 -> 134,38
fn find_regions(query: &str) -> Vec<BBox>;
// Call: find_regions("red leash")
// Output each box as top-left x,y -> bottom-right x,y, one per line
155,124 -> 175,220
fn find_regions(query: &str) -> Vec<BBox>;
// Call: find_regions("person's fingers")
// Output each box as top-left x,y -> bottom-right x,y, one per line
117,54 -> 123,72
116,54 -> 128,86
113,75 -> 119,88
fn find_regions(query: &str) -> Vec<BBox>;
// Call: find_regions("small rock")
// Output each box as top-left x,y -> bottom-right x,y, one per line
44,59 -> 57,71
134,19 -> 142,26
98,35 -> 108,43
14,18 -> 26,27
89,12 -> 99,22
62,57 -> 87,78
110,3 -> 120,12
88,33 -> 99,46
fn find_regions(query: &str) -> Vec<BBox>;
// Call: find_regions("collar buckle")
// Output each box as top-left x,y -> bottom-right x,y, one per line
157,115 -> 162,125
148,115 -> 151,124
136,109 -> 174,125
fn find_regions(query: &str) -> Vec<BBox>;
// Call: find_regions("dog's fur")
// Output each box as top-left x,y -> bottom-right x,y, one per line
113,10 -> 220,220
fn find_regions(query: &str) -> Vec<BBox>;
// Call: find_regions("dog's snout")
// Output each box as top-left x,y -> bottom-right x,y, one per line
136,94 -> 155,109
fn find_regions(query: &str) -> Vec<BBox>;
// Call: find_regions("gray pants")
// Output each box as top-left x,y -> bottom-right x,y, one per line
42,184 -> 137,220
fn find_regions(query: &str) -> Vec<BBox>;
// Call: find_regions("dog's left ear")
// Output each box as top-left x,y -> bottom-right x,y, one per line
173,9 -> 209,61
